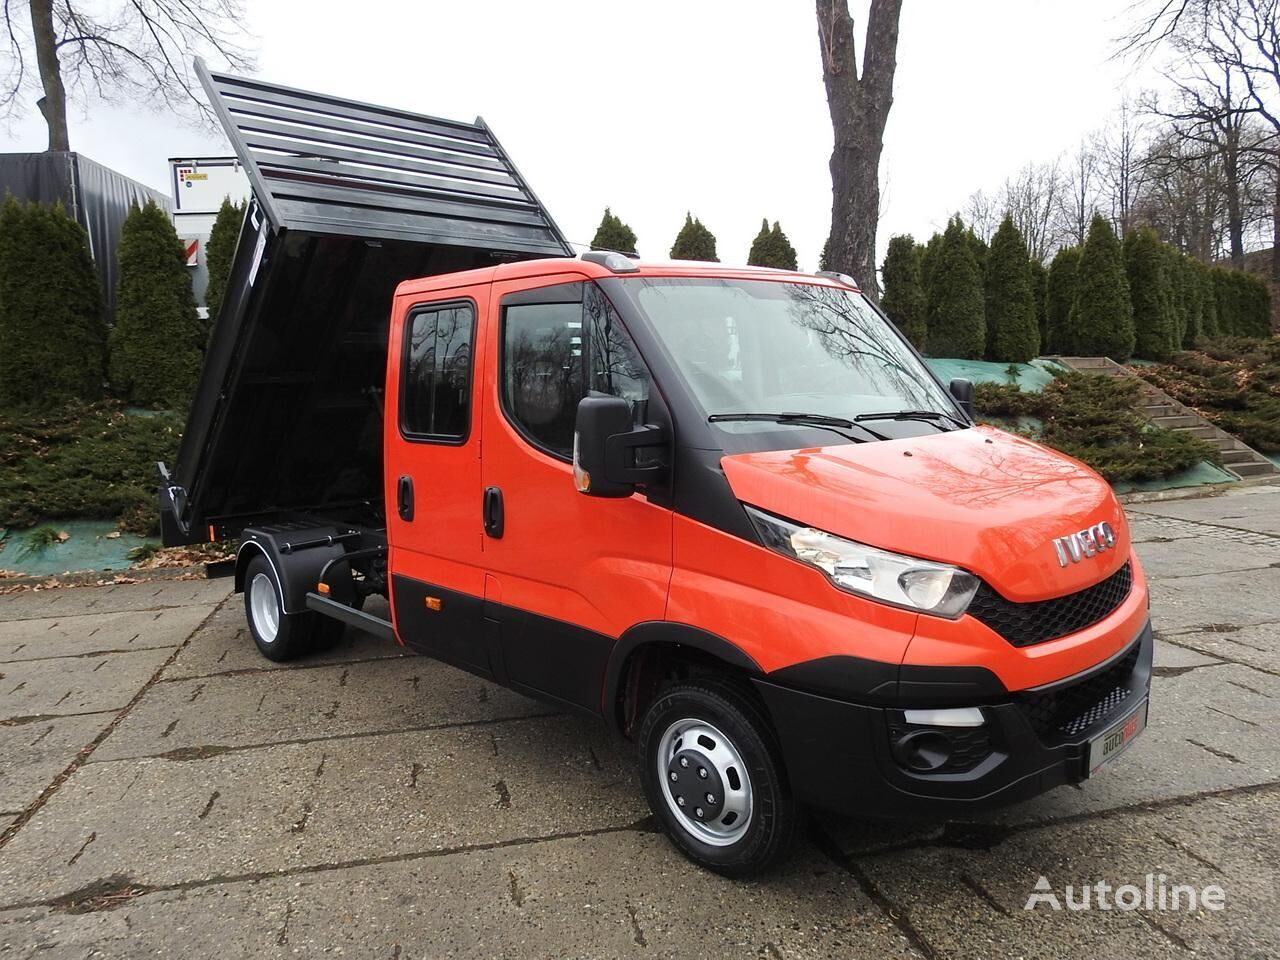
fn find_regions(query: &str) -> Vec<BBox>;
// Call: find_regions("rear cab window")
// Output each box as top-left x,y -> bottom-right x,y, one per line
401,301 -> 476,442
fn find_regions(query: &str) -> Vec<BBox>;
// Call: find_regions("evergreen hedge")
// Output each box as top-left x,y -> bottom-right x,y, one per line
669,214 -> 718,262
590,207 -> 638,255
1064,214 -> 1134,360
984,216 -> 1039,363
108,201 -> 204,411
925,218 -> 986,359
203,197 -> 245,333
1124,228 -> 1176,360
880,234 -> 927,349
1045,246 -> 1081,356
1029,258 -> 1048,352
746,220 -> 798,270
0,198 -> 107,407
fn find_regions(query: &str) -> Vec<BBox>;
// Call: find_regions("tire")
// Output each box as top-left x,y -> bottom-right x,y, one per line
242,554 -> 343,662
638,678 -> 798,877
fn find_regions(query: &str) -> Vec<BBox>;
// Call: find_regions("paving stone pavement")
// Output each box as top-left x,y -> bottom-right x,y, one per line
0,485 -> 1277,959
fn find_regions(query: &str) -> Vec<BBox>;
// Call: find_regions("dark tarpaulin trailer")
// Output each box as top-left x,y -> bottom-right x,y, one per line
159,60 -> 572,545
0,151 -> 169,319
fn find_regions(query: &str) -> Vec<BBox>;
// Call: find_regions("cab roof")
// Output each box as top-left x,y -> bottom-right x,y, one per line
394,256 -> 860,299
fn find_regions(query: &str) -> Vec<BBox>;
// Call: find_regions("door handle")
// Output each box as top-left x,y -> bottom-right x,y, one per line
397,475 -> 414,522
483,486 -> 504,538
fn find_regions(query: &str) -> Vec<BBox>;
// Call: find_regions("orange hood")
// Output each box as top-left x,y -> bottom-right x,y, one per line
720,425 -> 1129,603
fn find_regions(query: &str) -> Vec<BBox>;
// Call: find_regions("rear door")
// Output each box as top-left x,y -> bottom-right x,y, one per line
385,284 -> 494,675
479,276 -> 673,713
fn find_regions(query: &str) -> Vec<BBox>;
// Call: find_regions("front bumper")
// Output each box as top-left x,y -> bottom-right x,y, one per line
753,620 -> 1153,819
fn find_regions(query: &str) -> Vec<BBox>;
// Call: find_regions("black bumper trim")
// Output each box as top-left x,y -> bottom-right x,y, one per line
754,620 -> 1153,819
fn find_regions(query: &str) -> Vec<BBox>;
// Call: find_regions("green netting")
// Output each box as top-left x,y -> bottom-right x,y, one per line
0,519 -> 157,576
925,358 -> 1068,392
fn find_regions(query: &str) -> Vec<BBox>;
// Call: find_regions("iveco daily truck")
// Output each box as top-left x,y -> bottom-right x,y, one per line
161,64 -> 1152,876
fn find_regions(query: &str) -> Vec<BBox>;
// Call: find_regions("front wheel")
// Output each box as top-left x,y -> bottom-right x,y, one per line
243,554 -> 342,662
638,679 -> 798,877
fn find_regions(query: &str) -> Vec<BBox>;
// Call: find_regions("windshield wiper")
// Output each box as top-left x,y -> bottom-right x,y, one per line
854,409 -> 968,431
708,412 -> 890,443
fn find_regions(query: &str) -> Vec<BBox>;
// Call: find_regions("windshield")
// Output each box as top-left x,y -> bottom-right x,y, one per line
617,278 -> 957,429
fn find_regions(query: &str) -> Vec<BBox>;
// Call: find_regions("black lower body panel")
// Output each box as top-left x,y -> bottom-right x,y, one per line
754,621 -> 1153,819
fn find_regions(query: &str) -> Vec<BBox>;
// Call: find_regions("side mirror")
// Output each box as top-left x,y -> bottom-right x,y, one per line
948,378 -> 974,420
573,396 -> 667,498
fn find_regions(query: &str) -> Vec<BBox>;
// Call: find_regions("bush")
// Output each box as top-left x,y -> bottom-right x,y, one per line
1063,214 -> 1134,360
925,217 -> 985,359
1124,227 -> 1176,360
669,213 -> 718,262
0,197 -> 107,407
109,200 -> 204,410
984,216 -> 1039,362
880,234 -> 927,349
1136,337 -> 1280,452
973,370 -> 1217,482
0,403 -> 182,533
203,197 -> 245,331
590,207 -> 638,255
746,219 -> 798,270
1029,258 -> 1048,351
1044,246 -> 1080,355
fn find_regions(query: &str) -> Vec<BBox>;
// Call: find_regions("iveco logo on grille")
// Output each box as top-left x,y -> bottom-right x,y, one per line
1052,521 -> 1117,567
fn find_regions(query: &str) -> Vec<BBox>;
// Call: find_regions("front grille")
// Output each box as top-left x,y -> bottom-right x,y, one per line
968,561 -> 1133,647
1017,642 -> 1140,741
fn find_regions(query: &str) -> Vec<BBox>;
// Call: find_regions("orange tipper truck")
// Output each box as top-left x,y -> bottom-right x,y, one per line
161,65 -> 1152,876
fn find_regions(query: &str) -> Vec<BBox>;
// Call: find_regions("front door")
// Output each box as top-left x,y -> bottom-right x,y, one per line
385,285 -> 493,675
479,276 -> 673,713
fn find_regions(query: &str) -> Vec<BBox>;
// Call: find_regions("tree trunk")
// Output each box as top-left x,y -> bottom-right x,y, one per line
817,0 -> 903,302
29,0 -> 69,151
1272,160 -> 1280,288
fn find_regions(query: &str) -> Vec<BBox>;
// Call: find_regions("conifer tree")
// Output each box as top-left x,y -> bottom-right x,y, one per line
1045,246 -> 1081,355
203,197 -> 246,332
880,235 -> 927,349
768,221 -> 798,270
109,200 -> 204,410
984,216 -> 1039,363
669,213 -> 718,262
589,208 -> 639,255
1198,260 -> 1220,339
0,198 -> 106,406
1180,255 -> 1203,348
1212,267 -> 1238,336
925,217 -> 985,359
747,219 -> 798,269
1063,214 -> 1134,360
1124,228 -> 1176,360
1029,258 -> 1048,353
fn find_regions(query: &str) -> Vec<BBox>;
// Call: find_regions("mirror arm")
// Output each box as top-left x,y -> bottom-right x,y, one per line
604,425 -> 668,485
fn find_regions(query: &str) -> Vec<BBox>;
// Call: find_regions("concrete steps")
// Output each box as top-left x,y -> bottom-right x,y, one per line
1050,356 -> 1279,480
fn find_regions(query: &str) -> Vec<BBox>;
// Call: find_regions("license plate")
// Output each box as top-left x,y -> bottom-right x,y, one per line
1087,698 -> 1148,775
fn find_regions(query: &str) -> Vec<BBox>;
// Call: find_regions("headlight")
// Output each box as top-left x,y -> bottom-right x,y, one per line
745,506 -> 979,618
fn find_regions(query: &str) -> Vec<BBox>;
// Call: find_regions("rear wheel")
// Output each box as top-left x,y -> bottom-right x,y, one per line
242,554 -> 342,661
638,679 -> 798,877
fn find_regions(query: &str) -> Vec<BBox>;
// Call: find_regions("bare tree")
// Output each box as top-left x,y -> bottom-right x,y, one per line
1002,160 -> 1064,261
816,0 -> 904,301
3,0 -> 254,151
1096,99 -> 1151,235
1057,137 -> 1101,248
962,189 -> 999,244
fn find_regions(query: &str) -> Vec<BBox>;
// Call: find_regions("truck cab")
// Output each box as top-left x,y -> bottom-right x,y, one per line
164,67 -> 1151,877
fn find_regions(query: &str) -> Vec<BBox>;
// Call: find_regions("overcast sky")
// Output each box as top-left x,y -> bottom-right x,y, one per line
3,0 -> 1166,274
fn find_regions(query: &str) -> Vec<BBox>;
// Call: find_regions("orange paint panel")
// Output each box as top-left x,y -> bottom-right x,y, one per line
905,551 -> 1150,691
721,425 -> 1129,603
669,515 -> 916,674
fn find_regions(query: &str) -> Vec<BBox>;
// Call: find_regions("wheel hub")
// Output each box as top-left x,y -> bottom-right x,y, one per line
655,718 -> 753,846
666,749 -> 724,821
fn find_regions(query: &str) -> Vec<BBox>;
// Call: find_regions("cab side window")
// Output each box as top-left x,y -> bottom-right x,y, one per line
402,302 -> 474,441
502,282 -> 648,460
